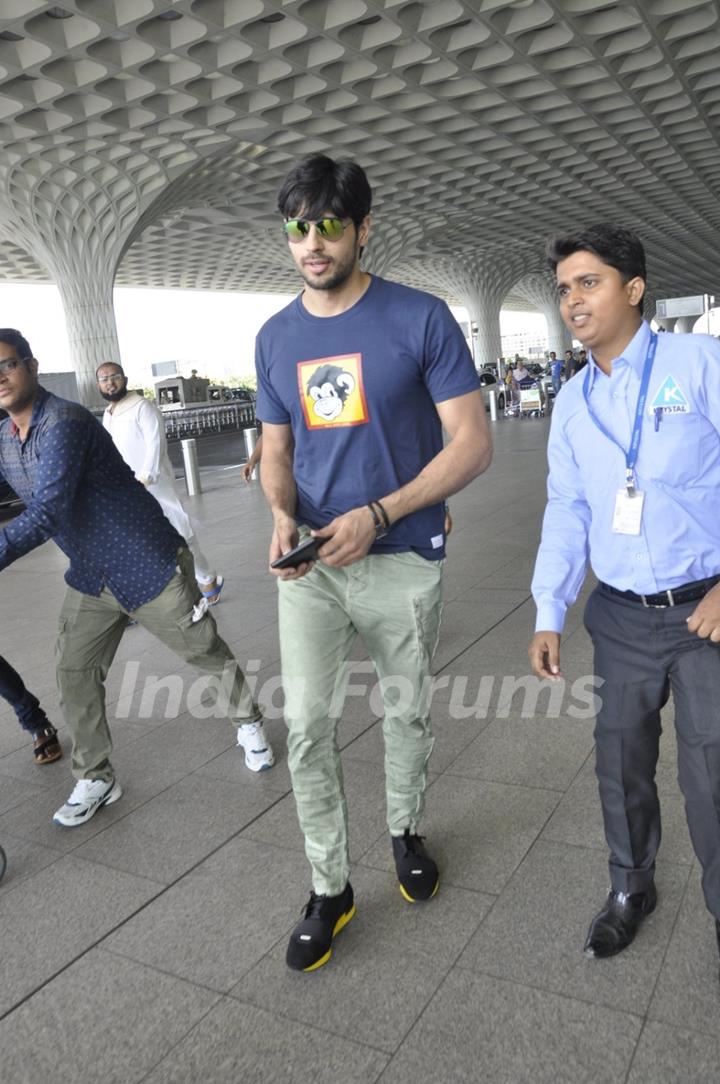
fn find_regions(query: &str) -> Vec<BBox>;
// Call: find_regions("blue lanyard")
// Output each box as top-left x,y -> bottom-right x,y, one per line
583,332 -> 658,495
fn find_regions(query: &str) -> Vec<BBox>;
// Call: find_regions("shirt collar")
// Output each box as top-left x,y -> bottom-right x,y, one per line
9,385 -> 48,438
108,391 -> 143,417
586,319 -> 650,393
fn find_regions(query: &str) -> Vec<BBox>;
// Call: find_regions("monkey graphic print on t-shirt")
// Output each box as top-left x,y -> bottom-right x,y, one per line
298,354 -> 369,429
255,275 -> 480,557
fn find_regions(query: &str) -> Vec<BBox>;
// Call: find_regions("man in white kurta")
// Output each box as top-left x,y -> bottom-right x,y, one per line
97,363 -> 223,603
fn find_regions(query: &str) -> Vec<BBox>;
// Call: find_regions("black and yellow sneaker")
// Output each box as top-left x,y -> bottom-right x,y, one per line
286,883 -> 356,972
392,830 -> 439,902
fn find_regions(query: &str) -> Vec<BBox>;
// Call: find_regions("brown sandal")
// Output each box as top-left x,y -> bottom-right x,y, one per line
33,725 -> 63,765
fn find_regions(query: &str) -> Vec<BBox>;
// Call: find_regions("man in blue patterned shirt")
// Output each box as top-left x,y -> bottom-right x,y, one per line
0,329 -> 274,826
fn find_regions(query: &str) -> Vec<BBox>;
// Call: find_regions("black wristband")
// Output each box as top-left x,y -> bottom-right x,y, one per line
373,499 -> 391,530
366,502 -> 388,538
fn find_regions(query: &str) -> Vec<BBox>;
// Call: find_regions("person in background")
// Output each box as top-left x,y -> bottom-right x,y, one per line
549,351 -> 564,396
511,358 -> 530,389
243,433 -> 263,483
96,363 -> 223,606
564,347 -> 576,380
0,654 -> 62,764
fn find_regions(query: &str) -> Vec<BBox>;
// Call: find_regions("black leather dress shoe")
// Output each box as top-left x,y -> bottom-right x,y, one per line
584,883 -> 657,958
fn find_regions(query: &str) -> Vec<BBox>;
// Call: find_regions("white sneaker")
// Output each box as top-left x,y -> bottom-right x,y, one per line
237,720 -> 275,772
53,777 -> 122,827
201,574 -> 224,606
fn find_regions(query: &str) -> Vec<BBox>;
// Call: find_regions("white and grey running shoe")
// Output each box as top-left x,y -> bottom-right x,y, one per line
53,777 -> 123,827
237,720 -> 275,772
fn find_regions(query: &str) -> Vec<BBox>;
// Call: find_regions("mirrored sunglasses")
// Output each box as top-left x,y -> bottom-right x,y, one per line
282,217 -> 348,243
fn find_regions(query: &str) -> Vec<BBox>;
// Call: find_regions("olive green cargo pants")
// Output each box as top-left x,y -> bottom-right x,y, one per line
278,550 -> 443,896
56,548 -> 258,782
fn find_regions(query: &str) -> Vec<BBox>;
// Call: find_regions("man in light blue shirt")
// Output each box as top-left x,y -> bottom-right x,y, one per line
529,224 -> 720,984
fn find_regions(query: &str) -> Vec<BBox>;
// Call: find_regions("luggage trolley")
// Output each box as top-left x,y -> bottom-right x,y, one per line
515,376 -> 544,418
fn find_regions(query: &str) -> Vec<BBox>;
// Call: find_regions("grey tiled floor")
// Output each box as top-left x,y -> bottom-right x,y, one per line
1,416 -> 719,1084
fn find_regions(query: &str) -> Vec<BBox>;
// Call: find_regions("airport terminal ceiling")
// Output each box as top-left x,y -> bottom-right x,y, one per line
1,0 -> 719,311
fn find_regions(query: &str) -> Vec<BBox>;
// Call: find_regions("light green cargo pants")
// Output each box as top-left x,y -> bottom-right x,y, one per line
56,548 -> 258,782
278,550 -> 443,896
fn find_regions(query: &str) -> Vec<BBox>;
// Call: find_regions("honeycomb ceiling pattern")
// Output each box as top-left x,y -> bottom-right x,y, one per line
1,0 -> 720,317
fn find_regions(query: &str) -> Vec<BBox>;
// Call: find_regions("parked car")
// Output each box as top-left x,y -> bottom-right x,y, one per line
477,369 -> 507,412
538,365 -> 556,402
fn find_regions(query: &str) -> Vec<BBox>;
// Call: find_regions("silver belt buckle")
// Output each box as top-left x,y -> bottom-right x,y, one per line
640,592 -> 673,608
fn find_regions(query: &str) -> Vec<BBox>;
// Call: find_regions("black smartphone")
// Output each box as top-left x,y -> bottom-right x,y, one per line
271,535 -> 321,570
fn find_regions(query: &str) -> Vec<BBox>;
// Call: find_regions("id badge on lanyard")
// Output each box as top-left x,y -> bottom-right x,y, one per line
612,488 -> 644,535
583,333 -> 658,536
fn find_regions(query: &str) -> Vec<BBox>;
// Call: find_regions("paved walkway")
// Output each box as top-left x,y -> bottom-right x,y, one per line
1,416 -> 718,1083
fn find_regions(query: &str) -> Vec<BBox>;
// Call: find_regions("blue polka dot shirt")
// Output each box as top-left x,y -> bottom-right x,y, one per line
0,387 -> 184,611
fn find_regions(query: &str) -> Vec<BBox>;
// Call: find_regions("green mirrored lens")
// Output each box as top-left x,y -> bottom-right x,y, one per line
316,217 -> 345,239
284,219 -> 309,241
284,217 -> 346,242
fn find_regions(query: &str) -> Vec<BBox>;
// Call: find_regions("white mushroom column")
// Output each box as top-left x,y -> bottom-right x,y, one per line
463,288 -> 503,372
1,110 -> 208,405
436,264 -> 507,372
56,268 -> 121,407
512,273 -> 572,355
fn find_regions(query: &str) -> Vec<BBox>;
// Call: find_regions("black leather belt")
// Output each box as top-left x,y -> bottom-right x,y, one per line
599,576 -> 720,609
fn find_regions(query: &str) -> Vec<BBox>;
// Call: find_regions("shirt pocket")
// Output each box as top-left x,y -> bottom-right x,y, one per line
642,413 -> 718,487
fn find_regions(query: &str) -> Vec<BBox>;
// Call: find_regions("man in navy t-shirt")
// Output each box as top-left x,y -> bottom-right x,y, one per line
255,153 -> 492,972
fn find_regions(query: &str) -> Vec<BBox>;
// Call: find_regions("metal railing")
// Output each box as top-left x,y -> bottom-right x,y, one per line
162,401 -> 256,441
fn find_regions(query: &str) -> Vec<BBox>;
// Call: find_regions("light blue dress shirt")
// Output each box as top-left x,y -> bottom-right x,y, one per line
532,320 -> 720,632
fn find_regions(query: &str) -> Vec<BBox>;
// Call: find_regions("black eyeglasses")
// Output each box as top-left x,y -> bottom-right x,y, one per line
0,357 -> 25,376
282,217 -> 349,243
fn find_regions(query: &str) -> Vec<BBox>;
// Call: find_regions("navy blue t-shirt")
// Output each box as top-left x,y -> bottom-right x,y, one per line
255,275 -> 480,559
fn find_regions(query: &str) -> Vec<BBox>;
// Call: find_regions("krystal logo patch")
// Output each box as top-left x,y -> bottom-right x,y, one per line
649,375 -> 689,414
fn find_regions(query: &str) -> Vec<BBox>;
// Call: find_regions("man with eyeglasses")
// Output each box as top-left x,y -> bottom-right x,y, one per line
96,362 -> 223,605
256,153 -> 492,972
529,224 -> 720,985
0,329 -> 274,828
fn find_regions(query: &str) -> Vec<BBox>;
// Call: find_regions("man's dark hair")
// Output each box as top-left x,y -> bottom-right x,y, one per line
277,153 -> 372,231
96,361 -> 125,377
546,224 -> 646,315
0,328 -> 33,362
